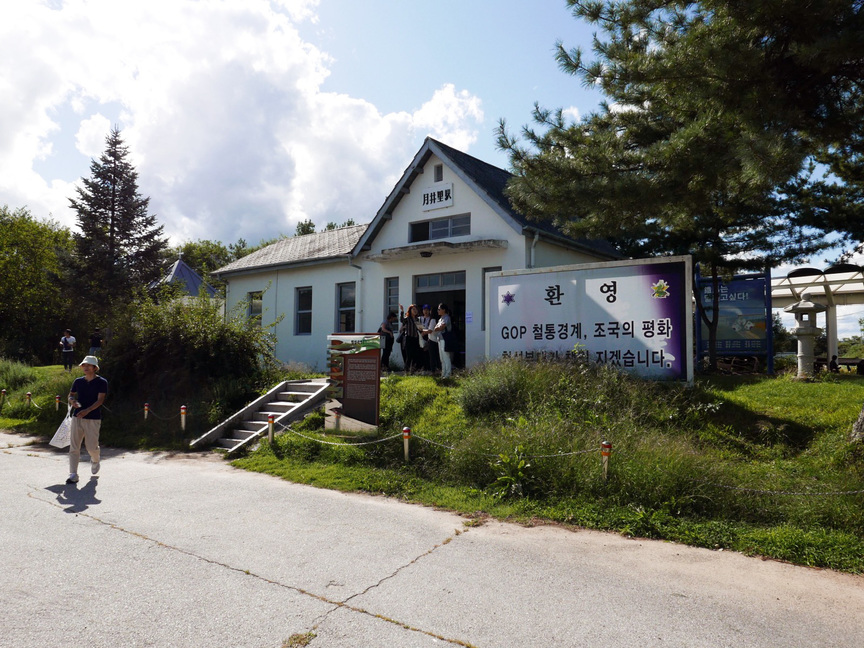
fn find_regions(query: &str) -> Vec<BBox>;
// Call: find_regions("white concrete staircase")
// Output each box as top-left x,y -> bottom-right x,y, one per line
189,379 -> 329,455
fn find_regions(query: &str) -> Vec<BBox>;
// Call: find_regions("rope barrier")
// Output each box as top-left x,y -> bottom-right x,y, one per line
270,424 -> 864,498
274,419 -> 402,446
7,386 -> 864,498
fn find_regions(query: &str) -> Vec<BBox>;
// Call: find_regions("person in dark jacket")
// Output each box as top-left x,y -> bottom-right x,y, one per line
378,312 -> 397,372
399,304 -> 423,373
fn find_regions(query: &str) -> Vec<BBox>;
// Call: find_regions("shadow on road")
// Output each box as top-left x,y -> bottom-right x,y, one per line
45,477 -> 101,513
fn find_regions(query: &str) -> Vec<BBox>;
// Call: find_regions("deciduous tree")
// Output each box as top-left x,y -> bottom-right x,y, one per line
0,206 -> 75,361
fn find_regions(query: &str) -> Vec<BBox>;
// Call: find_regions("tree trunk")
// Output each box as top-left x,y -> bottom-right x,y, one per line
696,265 -> 721,372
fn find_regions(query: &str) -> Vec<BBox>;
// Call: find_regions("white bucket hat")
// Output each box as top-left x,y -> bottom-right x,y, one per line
79,355 -> 100,370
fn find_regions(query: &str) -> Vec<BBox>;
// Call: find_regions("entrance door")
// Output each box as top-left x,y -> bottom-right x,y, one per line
415,271 -> 465,368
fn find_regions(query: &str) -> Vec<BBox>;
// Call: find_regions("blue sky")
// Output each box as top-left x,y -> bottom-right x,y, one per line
0,0 -> 600,246
1,0 -> 860,336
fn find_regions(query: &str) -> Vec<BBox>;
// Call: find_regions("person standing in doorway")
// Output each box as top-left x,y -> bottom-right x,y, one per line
399,304 -> 423,373
66,355 -> 107,484
59,329 -> 76,372
378,312 -> 397,372
88,328 -> 103,357
433,303 -> 453,378
420,304 -> 439,372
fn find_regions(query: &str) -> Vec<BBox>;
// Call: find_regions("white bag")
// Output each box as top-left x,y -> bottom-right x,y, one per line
50,409 -> 72,449
418,334 -> 427,349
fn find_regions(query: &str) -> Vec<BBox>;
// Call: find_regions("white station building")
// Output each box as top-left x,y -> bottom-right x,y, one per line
213,137 -> 619,371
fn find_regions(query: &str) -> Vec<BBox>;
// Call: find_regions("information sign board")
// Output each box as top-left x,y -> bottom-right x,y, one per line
327,334 -> 381,426
487,256 -> 693,381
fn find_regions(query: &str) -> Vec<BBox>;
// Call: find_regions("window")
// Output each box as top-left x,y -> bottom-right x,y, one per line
337,282 -> 356,332
247,291 -> 263,324
434,163 -> 443,182
295,287 -> 312,335
385,277 -> 399,317
482,267 -> 501,331
416,271 -> 466,291
409,213 -> 470,243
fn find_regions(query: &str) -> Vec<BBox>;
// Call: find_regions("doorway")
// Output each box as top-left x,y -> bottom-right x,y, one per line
415,271 -> 466,368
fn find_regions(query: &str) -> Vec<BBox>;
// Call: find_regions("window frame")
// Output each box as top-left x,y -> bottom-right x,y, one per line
336,281 -> 356,333
409,213 -> 471,243
247,291 -> 263,325
295,286 -> 312,335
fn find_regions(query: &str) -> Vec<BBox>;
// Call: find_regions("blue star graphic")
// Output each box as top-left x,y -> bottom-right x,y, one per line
501,291 -> 516,306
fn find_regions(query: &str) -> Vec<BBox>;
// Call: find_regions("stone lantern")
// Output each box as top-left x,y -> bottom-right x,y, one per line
784,292 -> 827,379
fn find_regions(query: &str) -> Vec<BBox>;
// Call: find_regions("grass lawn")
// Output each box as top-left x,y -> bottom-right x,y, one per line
4,357 -> 864,572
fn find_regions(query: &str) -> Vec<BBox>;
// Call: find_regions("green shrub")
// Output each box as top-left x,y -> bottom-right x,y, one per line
0,357 -> 36,392
90,291 -> 284,447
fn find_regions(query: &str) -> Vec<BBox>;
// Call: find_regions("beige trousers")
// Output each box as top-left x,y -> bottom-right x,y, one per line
69,417 -> 101,474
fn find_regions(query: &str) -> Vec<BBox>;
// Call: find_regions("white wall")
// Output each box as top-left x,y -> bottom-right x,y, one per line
223,153 -> 614,370
224,262 -> 359,372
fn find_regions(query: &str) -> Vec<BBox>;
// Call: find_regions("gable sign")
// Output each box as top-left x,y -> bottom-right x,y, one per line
421,183 -> 453,211
487,256 -> 693,381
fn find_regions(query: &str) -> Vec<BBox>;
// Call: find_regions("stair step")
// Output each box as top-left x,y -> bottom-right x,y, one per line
267,402 -> 297,412
190,379 -> 329,453
277,391 -> 316,402
234,422 -> 265,433
230,429 -> 260,440
253,409 -> 297,421
284,382 -> 327,393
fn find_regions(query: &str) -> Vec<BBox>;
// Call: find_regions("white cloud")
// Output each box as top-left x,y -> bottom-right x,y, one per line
562,106 -> 581,123
76,114 -> 112,158
412,83 -> 484,152
0,0 -> 484,246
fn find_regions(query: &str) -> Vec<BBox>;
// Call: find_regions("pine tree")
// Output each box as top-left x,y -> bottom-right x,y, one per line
69,128 -> 167,314
497,0 -> 863,370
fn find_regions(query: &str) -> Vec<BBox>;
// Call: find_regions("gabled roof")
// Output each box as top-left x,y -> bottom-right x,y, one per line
150,258 -> 217,297
213,224 -> 368,277
352,137 -> 619,259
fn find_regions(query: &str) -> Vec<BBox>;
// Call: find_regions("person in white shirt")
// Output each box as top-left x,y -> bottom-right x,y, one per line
420,304 -> 439,372
432,303 -> 453,378
59,329 -> 76,372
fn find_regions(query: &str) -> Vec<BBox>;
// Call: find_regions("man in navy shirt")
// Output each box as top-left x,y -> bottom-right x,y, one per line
66,355 -> 108,484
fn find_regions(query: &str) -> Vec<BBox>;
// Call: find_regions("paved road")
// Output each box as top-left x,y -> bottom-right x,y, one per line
3,431 -> 862,648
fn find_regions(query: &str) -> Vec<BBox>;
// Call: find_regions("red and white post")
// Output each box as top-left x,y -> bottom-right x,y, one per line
601,440 -> 612,481
180,405 -> 187,431
268,414 -> 275,444
402,426 -> 411,463
144,403 -> 150,420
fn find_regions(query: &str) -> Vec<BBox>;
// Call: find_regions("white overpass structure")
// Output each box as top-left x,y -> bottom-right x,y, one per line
771,264 -> 864,358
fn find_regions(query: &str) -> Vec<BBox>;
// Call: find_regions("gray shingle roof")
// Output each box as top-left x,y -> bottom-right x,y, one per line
150,258 -> 217,297
214,224 -> 368,276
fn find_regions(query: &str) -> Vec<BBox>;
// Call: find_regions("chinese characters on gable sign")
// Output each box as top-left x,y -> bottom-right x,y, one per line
421,183 -> 454,211
488,258 -> 693,381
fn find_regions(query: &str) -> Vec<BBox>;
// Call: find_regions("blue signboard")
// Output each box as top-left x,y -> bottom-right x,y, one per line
697,274 -> 771,356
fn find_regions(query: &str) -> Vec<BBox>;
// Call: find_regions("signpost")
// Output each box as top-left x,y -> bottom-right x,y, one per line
327,333 -> 381,427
